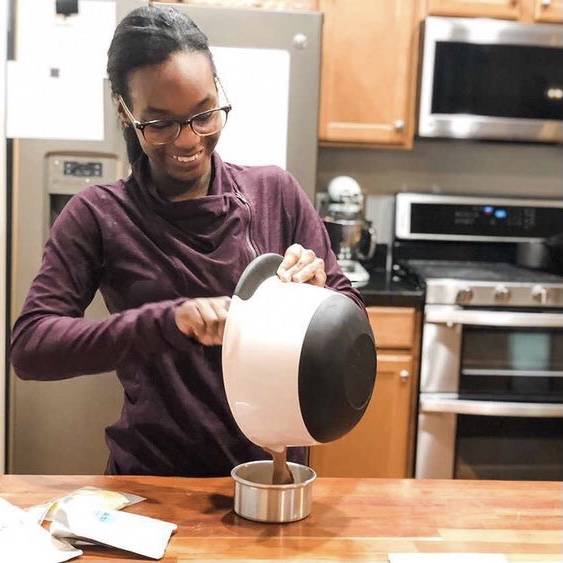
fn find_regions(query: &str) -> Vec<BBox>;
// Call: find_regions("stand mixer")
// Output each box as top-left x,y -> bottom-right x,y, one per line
321,176 -> 376,288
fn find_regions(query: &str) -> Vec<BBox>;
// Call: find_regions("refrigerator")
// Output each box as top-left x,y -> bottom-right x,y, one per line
7,0 -> 322,473
1,0 -> 8,475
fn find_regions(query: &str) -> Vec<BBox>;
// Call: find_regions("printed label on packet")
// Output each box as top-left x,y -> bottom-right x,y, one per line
50,503 -> 177,560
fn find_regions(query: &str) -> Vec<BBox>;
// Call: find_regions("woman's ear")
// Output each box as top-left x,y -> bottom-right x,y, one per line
114,97 -> 130,129
117,106 -> 129,129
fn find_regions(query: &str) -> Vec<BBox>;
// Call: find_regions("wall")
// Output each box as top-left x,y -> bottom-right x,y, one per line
318,139 -> 563,198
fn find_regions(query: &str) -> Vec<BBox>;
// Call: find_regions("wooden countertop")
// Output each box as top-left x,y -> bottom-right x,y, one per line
1,475 -> 561,561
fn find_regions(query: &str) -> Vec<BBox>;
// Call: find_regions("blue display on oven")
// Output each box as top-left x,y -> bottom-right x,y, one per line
494,208 -> 508,219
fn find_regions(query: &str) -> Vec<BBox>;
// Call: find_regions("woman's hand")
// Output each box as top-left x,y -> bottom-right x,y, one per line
276,244 -> 327,287
175,297 -> 231,346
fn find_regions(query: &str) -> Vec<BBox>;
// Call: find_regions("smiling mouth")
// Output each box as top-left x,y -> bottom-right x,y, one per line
170,150 -> 203,164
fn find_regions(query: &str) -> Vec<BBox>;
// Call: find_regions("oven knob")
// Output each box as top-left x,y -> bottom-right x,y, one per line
456,287 -> 474,304
532,284 -> 548,305
494,285 -> 510,303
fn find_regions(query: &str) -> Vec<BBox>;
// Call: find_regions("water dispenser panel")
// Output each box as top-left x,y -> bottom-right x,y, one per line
47,154 -> 120,194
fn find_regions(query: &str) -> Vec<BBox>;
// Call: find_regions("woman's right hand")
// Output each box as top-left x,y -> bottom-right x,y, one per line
175,297 -> 231,346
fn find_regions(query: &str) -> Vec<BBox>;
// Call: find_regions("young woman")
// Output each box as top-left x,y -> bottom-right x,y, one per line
10,5 -> 363,476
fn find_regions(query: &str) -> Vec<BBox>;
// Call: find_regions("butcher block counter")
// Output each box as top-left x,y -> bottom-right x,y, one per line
1,475 -> 561,561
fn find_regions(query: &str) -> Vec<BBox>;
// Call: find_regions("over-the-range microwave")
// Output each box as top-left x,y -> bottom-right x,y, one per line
418,16 -> 563,143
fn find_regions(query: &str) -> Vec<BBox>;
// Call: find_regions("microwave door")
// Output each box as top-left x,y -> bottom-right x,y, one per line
418,17 -> 563,143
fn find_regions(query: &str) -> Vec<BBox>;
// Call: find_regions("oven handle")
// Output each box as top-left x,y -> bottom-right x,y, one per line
426,308 -> 563,328
420,395 -> 563,417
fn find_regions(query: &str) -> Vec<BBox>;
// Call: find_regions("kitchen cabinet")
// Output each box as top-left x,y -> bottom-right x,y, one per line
317,1 -> 422,148
427,0 -> 523,19
309,306 -> 421,478
427,0 -> 563,22
534,0 -> 563,22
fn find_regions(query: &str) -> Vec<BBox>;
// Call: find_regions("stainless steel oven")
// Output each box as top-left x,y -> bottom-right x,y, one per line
418,305 -> 563,480
394,193 -> 563,481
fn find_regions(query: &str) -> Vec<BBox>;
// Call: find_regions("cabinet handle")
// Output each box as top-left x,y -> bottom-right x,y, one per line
393,119 -> 405,132
399,369 -> 410,382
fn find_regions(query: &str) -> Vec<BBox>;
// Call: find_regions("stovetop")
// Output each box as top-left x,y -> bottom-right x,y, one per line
404,260 -> 563,284
401,260 -> 563,307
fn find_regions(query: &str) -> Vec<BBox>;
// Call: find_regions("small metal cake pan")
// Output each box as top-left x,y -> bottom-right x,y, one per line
231,460 -> 316,523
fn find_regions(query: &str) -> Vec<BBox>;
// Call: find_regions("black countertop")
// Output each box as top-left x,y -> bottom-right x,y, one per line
358,268 -> 425,308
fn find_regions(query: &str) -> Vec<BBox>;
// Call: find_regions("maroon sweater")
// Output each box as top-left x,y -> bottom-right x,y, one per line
10,153 -> 363,476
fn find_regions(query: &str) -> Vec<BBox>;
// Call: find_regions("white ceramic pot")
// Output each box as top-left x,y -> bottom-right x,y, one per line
222,253 -> 376,451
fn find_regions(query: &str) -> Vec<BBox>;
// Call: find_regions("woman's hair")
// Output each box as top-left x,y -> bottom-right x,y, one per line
107,5 -> 216,163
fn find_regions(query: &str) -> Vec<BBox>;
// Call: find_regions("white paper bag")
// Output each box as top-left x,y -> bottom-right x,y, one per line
50,503 -> 177,560
0,498 -> 82,563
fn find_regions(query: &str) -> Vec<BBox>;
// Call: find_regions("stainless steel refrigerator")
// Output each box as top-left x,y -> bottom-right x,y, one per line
7,1 -> 321,474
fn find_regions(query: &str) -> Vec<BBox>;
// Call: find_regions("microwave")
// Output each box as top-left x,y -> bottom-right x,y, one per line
418,16 -> 563,143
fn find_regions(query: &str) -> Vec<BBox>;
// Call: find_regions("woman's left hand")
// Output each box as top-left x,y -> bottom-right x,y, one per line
277,244 -> 327,287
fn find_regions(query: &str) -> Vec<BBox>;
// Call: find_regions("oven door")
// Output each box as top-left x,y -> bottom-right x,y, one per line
416,305 -> 563,480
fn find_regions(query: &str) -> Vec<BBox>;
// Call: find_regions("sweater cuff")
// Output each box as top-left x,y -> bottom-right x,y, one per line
161,300 -> 195,352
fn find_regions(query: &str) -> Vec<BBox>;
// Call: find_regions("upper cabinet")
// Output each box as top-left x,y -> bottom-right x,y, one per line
534,0 -> 563,22
427,0 -> 522,19
317,0 -> 421,148
427,0 -> 563,22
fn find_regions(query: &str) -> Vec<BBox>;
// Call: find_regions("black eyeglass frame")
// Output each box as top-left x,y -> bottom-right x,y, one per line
117,76 -> 232,145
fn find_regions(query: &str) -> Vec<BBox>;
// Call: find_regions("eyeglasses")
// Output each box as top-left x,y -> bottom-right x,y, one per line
118,77 -> 232,146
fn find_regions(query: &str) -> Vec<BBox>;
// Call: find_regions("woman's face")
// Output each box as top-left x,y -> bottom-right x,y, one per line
125,50 -> 220,196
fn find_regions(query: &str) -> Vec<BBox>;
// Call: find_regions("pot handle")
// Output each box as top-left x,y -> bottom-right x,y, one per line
233,253 -> 284,300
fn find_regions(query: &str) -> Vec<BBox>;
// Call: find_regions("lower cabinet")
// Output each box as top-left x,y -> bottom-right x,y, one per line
309,307 -> 421,478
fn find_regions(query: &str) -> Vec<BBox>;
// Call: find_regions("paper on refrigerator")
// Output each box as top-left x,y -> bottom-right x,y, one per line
7,0 -> 115,141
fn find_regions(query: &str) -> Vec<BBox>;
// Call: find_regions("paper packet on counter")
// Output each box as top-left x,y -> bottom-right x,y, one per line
26,486 -> 146,524
0,497 -> 82,563
50,502 -> 177,560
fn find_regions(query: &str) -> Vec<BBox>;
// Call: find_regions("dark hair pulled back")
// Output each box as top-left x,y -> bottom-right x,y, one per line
107,5 -> 216,163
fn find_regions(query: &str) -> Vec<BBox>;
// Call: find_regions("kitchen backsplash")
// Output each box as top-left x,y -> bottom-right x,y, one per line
317,138 -> 563,199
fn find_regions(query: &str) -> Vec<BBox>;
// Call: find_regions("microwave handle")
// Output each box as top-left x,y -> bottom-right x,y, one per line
420,396 -> 563,418
425,308 -> 563,328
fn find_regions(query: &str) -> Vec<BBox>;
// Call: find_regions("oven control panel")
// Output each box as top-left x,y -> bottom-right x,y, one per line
395,193 -> 563,242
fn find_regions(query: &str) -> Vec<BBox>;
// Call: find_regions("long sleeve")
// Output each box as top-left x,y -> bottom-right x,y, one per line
10,191 -> 190,381
285,173 -> 365,310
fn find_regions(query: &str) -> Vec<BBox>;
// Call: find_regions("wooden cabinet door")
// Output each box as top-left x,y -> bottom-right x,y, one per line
534,0 -> 563,21
309,353 -> 416,478
427,0 -> 522,19
367,307 -> 416,350
318,0 -> 420,147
